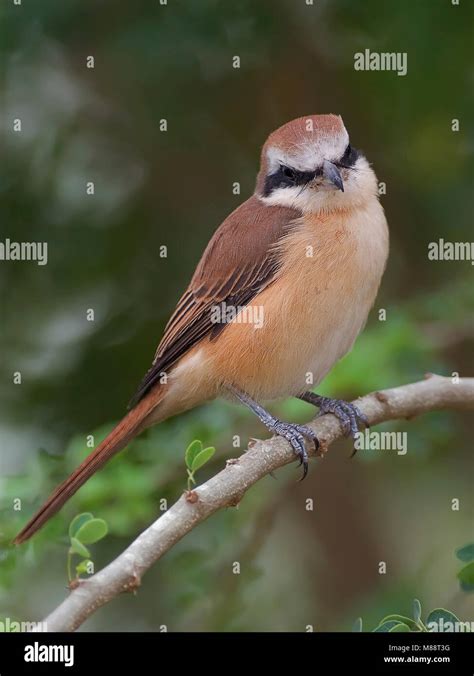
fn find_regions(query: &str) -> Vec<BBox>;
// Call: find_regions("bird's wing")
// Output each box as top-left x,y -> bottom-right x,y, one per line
129,196 -> 300,405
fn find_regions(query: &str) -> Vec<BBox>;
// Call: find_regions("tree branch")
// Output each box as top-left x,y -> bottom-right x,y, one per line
40,374 -> 474,632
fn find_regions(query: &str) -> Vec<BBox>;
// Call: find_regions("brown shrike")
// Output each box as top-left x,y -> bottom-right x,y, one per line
14,114 -> 389,544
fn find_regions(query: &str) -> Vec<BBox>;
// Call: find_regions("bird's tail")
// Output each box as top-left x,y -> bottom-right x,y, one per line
13,387 -> 165,545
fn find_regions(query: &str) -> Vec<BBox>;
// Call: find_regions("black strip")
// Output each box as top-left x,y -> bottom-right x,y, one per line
262,164 -> 316,197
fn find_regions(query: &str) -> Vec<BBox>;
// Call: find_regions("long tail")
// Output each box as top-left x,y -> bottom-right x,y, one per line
13,387 -> 165,544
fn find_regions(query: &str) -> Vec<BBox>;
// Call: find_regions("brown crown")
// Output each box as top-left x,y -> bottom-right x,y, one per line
255,114 -> 344,193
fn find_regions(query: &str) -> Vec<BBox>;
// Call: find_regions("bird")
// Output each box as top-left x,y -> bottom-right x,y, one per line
14,114 -> 389,544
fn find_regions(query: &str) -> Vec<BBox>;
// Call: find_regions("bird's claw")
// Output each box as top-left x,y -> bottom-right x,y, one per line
269,420 -> 319,479
316,396 -> 368,448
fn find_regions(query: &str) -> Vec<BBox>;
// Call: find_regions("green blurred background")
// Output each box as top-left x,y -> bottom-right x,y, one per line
0,0 -> 472,631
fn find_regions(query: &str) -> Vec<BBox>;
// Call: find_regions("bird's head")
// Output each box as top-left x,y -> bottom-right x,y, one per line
256,114 -> 378,213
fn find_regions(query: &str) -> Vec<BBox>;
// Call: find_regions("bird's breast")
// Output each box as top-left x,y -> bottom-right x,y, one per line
209,202 -> 389,401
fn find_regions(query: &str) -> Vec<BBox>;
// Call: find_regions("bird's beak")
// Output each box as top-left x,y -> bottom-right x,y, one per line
322,160 -> 344,192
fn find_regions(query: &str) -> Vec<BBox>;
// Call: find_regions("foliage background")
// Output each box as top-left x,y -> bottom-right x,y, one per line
0,0 -> 472,631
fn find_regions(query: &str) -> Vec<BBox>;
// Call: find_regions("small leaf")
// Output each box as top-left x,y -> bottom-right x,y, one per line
76,559 -> 93,575
374,620 -> 403,633
352,617 -> 363,632
75,518 -> 108,545
389,623 -> 412,632
191,446 -> 215,473
70,537 -> 90,558
457,561 -> 474,591
413,598 -> 422,623
378,614 -> 418,630
185,440 -> 202,470
426,608 -> 461,631
455,543 -> 474,563
68,513 -> 93,539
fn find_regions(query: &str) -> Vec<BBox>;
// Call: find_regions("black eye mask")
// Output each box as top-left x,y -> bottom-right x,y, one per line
262,164 -> 317,197
263,144 -> 360,197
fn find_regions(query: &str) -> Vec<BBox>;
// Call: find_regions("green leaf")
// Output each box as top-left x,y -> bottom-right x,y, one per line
413,598 -> 422,623
70,537 -> 90,558
352,617 -> 363,632
456,544 -> 474,563
191,446 -> 215,473
389,623 -> 412,632
185,440 -> 202,470
68,513 -> 93,539
374,620 -> 402,632
457,561 -> 474,591
75,559 -> 93,575
75,518 -> 108,545
426,608 -> 460,631
378,614 -> 418,630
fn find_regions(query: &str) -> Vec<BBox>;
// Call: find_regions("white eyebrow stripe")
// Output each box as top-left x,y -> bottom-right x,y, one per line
266,128 -> 350,173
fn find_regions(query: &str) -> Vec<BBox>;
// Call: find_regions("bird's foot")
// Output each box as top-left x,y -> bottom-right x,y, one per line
265,419 -> 319,479
227,385 -> 318,479
299,392 -> 369,446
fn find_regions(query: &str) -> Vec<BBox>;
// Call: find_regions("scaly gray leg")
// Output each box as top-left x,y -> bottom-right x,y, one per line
228,385 -> 319,479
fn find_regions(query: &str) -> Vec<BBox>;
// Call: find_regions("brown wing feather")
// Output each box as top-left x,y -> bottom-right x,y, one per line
129,196 -> 300,406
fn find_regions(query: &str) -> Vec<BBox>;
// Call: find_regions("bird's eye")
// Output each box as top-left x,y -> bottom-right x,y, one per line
280,165 -> 296,181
